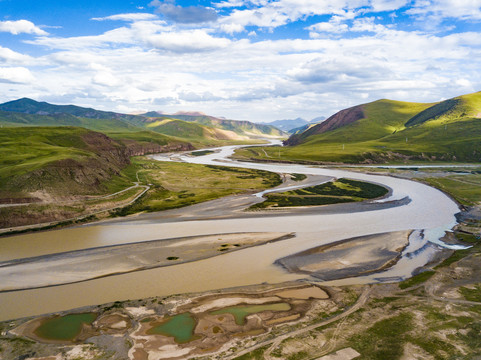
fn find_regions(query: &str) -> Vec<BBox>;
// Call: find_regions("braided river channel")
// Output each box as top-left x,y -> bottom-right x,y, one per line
0,141 -> 461,320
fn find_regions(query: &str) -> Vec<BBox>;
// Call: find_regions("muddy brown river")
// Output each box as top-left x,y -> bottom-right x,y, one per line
0,142 -> 460,320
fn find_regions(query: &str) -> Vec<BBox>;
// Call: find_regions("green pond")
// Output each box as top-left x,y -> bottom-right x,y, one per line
147,313 -> 198,343
34,313 -> 97,341
211,303 -> 291,325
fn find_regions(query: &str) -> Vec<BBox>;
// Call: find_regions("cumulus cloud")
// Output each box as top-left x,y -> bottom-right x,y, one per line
0,46 -> 33,64
145,29 -> 230,52
150,0 -> 218,23
0,67 -> 35,84
308,16 -> 349,36
407,0 -> 481,20
0,20 -> 48,35
1,1 -> 481,121
92,13 -> 159,22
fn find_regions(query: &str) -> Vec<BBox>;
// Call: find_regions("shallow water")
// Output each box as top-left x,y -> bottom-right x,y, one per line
34,313 -> 97,341
0,141 -> 460,320
147,313 -> 197,343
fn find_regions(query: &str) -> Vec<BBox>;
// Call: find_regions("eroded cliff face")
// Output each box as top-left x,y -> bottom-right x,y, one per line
123,140 -> 194,156
4,132 -> 193,198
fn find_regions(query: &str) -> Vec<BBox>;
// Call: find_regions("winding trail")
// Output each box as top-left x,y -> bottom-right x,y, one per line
0,171 -> 150,234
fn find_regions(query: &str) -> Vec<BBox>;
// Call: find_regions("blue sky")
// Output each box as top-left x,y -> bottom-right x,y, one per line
0,0 -> 480,122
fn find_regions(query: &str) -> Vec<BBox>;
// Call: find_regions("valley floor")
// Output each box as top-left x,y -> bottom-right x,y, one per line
0,157 -> 480,360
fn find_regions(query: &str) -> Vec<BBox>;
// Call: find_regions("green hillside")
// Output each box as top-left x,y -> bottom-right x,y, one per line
0,126 -> 130,197
146,113 -> 286,137
0,98 -> 285,145
144,118 -> 261,147
0,110 -> 137,132
235,91 -> 481,164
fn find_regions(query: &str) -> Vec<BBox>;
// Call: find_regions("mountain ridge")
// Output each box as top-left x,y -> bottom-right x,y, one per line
0,98 -> 285,139
234,91 -> 481,164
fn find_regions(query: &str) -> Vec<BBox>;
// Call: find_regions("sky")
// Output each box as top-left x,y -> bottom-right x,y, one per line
0,0 -> 480,122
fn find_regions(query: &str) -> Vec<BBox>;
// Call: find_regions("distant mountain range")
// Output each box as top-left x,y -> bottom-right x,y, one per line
0,98 -> 286,203
263,116 -> 326,133
0,98 -> 285,144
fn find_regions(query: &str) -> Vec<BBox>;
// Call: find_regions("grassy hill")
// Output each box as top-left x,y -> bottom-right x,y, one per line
236,91 -> 481,164
0,98 -> 285,142
0,110 -> 138,132
0,126 -> 131,199
144,113 -> 286,138
144,118 -> 255,146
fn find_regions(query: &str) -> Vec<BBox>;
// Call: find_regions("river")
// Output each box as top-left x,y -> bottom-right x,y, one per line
0,142 -> 460,320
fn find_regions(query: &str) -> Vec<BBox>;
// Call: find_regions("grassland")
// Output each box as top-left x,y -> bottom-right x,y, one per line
1,154 -> 282,229
423,172 -> 481,206
251,178 -> 388,209
113,159 -> 281,215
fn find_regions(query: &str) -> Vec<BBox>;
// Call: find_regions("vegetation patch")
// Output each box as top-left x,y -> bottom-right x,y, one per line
232,345 -> 270,360
191,150 -> 215,156
114,159 -> 282,215
290,173 -> 307,181
398,271 -> 435,289
251,178 -> 388,209
349,313 -> 413,359
460,284 -> 481,302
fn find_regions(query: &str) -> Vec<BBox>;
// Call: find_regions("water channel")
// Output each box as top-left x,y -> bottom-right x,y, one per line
0,142 -> 460,320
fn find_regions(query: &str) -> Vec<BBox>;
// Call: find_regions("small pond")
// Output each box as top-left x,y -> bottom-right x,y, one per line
34,313 -> 97,341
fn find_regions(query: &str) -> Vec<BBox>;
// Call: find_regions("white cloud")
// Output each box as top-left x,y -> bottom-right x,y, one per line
145,29 -> 231,52
92,71 -> 122,87
407,0 -> 481,20
214,0 -> 247,8
2,2 -> 481,121
0,20 -> 48,35
370,0 -> 409,12
150,0 -> 218,24
308,17 -> 349,35
29,21 -> 229,54
0,67 -> 35,84
0,46 -> 33,64
92,13 -> 159,22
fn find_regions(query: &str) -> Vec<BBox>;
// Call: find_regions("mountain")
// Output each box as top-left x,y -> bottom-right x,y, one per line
0,98 -> 285,140
310,116 -> 326,123
143,118 -> 250,145
148,113 -> 286,138
264,118 -> 309,132
240,91 -> 481,163
0,98 -> 142,123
